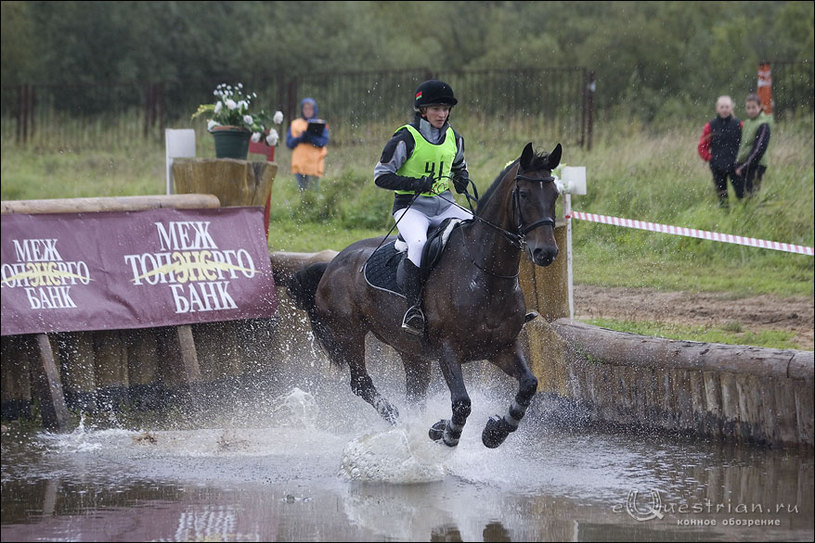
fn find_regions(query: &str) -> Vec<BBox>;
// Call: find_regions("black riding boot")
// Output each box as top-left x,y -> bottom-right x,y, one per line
400,259 -> 425,336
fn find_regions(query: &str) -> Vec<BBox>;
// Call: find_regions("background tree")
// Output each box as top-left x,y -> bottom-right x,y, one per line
2,1 -> 812,121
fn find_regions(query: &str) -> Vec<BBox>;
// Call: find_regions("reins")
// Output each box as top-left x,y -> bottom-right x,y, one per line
362,168 -> 557,279
361,190 -> 421,272
437,170 -> 557,250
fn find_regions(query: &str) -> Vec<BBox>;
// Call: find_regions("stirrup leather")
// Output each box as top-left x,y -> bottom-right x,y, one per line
401,305 -> 425,335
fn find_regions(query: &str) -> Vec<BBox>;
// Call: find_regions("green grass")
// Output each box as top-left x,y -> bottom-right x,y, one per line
585,318 -> 801,350
2,115 -> 812,349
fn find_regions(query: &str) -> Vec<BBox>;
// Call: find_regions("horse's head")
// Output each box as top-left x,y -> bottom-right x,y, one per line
515,142 -> 562,266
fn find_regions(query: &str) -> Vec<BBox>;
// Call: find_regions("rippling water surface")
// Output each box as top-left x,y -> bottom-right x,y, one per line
2,360 -> 813,542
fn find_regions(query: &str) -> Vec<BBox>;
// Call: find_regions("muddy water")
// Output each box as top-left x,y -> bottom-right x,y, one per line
2,357 -> 813,542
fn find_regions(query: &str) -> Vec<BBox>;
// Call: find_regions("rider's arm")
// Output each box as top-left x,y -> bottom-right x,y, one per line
374,129 -> 422,191
450,129 -> 468,177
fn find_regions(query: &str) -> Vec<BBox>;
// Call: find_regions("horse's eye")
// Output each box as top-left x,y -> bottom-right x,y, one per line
518,190 -> 530,200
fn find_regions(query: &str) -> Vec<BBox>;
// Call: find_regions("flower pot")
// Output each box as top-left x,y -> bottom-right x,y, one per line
210,126 -> 251,159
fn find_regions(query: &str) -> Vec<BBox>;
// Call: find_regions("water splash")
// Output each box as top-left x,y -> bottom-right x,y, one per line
338,424 -> 450,484
268,387 -> 319,428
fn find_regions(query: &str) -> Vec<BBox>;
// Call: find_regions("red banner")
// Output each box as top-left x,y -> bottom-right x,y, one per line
1,207 -> 277,336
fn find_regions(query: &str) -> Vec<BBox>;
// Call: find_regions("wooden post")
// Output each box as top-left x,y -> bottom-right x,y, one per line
162,326 -> 201,387
30,333 -> 70,432
172,158 -> 276,208
519,221 -> 569,322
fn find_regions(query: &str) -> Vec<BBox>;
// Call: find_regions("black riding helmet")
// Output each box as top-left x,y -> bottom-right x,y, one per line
414,79 -> 458,110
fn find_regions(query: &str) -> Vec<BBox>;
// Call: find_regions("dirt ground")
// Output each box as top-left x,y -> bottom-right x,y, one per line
572,285 -> 814,351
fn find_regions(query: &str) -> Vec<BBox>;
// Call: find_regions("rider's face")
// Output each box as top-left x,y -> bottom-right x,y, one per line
422,105 -> 450,128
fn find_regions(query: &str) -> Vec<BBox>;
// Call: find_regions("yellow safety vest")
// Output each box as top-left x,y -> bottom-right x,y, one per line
394,125 -> 457,196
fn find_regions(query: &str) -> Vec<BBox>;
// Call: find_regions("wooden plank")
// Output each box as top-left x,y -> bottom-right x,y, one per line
1,335 -> 33,418
720,372 -> 741,441
93,330 -> 129,406
57,332 -> 97,411
772,377 -> 798,446
793,380 -> 814,446
702,370 -> 723,438
192,322 -> 242,381
1,194 -> 221,214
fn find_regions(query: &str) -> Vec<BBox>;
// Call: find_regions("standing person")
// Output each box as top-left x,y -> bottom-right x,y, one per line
735,93 -> 773,196
286,97 -> 329,192
697,95 -> 743,207
373,79 -> 474,336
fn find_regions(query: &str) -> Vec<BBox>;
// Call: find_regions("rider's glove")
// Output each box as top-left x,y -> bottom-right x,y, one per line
412,176 -> 435,194
452,173 -> 470,194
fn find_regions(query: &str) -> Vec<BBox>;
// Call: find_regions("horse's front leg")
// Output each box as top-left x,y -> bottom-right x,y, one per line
429,343 -> 471,447
482,342 -> 538,448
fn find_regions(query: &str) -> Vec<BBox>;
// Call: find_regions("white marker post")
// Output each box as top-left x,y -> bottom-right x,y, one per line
558,166 -> 586,320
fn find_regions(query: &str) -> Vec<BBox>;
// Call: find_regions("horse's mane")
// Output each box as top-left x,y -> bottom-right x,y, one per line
476,150 -> 553,215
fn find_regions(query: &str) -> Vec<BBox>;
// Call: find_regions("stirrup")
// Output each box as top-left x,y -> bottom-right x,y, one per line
401,306 -> 425,336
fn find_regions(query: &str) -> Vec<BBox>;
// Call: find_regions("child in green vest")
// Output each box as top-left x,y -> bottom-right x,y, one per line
373,80 -> 474,336
735,93 -> 773,196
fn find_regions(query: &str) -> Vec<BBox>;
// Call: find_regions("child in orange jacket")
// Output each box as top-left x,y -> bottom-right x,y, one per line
286,98 -> 329,192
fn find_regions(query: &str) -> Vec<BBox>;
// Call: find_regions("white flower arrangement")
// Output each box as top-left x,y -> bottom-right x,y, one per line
192,82 -> 283,146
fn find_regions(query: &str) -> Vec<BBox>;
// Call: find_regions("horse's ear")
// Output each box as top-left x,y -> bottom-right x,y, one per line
548,143 -> 562,170
520,142 -> 534,169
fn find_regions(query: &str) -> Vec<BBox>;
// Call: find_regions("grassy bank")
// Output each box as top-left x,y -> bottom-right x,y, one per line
2,115 -> 813,348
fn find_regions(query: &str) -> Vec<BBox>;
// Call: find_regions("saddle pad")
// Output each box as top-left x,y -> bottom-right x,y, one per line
363,240 -> 405,298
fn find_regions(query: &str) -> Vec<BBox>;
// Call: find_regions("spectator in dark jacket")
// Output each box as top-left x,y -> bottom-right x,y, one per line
698,95 -> 743,207
735,93 -> 773,196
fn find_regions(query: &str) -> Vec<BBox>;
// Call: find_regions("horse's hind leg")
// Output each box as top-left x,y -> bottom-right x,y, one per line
339,332 -> 400,424
400,353 -> 431,405
482,344 -> 538,448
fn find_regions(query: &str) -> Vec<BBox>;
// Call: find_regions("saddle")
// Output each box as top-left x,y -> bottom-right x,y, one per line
363,218 -> 466,298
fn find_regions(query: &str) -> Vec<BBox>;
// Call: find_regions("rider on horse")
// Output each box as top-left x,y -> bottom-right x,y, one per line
374,79 -> 475,336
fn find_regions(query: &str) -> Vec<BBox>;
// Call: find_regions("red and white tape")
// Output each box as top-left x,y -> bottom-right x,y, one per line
567,211 -> 814,256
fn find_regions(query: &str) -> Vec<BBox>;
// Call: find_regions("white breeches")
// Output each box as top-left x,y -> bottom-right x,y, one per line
393,204 -> 473,267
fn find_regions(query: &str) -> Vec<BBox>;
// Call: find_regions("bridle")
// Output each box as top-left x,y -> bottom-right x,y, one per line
460,168 -> 558,278
510,172 -> 557,248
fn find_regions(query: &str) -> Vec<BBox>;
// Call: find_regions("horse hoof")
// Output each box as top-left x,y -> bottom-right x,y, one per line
383,405 -> 399,425
524,311 -> 539,323
482,415 -> 509,449
428,420 -> 446,441
376,399 -> 399,425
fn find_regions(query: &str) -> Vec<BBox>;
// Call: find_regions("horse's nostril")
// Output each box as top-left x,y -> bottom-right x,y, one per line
532,247 -> 558,266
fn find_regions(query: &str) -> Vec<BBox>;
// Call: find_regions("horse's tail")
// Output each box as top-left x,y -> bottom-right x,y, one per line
287,262 -> 329,312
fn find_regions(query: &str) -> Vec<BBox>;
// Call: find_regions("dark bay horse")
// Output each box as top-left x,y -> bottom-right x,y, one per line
289,142 -> 562,448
